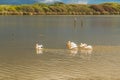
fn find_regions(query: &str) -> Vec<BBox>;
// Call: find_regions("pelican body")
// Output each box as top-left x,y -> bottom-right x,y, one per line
66,41 -> 78,49
36,43 -> 43,50
79,43 -> 93,50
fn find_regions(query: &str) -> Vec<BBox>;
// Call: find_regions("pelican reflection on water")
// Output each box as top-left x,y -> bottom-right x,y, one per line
36,49 -> 43,54
67,48 -> 92,56
68,49 -> 78,56
80,49 -> 92,55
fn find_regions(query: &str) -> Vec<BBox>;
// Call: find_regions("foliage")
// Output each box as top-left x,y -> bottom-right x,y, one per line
0,2 -> 119,15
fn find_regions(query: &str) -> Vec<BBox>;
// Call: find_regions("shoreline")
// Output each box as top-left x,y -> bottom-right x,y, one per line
0,12 -> 120,15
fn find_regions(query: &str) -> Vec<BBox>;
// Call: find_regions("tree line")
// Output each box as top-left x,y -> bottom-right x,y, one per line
0,2 -> 120,15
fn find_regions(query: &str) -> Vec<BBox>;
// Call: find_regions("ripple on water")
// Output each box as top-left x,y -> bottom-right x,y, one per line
0,46 -> 120,80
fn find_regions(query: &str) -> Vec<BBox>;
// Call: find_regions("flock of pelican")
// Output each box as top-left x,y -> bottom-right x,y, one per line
66,41 -> 93,50
35,41 -> 93,54
66,41 -> 93,55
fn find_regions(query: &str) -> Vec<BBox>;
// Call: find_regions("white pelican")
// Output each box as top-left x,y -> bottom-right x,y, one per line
36,43 -> 43,54
84,45 -> 93,50
79,43 -> 87,48
66,41 -> 78,49
79,43 -> 93,50
36,43 -> 43,50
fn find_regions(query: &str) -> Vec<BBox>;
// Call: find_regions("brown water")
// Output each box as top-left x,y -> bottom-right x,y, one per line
0,15 -> 120,80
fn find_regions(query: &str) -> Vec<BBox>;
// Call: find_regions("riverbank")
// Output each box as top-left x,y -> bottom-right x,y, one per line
0,2 -> 120,15
0,11 -> 120,15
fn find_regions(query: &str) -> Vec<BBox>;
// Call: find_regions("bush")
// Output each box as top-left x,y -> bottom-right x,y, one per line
0,2 -> 119,15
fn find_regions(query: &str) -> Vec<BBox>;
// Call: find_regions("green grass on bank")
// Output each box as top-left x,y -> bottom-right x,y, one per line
0,2 -> 120,15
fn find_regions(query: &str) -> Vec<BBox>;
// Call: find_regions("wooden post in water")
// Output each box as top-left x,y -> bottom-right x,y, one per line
80,16 -> 84,28
74,17 -> 77,29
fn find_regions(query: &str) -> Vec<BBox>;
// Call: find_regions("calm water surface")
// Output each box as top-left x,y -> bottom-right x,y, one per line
0,15 -> 120,80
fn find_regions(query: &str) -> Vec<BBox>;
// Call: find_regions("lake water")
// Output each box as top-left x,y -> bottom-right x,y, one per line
0,15 -> 120,80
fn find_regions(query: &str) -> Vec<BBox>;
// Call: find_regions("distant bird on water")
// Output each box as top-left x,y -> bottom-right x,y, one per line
36,43 -> 43,50
35,43 -> 43,54
79,43 -> 93,50
66,41 -> 78,49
